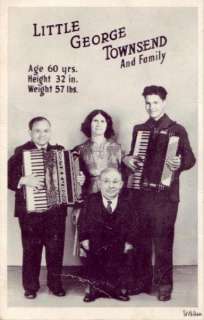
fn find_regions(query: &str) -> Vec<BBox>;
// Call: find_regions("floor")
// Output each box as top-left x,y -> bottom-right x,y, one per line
7,266 -> 197,307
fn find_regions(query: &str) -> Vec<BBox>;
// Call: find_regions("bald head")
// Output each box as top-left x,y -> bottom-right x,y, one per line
100,167 -> 122,180
98,167 -> 123,200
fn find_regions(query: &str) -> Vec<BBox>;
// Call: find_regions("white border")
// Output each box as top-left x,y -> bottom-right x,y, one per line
0,0 -> 203,319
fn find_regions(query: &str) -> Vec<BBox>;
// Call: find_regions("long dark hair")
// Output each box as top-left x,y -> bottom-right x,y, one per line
81,109 -> 115,138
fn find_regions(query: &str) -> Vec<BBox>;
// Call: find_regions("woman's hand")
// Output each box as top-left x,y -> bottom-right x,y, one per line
80,240 -> 90,257
77,171 -> 86,186
124,242 -> 134,254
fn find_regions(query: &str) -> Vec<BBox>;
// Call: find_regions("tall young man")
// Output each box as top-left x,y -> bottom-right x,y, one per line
123,85 -> 196,301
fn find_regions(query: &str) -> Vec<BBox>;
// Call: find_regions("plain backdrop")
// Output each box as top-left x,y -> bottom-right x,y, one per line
8,7 -> 197,266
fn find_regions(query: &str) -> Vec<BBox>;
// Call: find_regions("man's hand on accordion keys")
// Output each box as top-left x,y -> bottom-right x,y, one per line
123,155 -> 144,172
77,171 -> 86,186
166,155 -> 181,172
19,174 -> 45,190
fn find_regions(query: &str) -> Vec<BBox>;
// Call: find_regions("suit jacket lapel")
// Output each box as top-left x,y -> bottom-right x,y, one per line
28,141 -> 51,151
47,143 -> 52,151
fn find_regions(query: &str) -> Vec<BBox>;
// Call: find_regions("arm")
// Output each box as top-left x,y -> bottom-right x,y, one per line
78,198 -> 94,256
8,148 -> 23,191
8,147 -> 44,191
78,197 -> 92,243
179,127 -> 196,171
122,127 -> 138,171
125,202 -> 140,246
72,144 -> 88,189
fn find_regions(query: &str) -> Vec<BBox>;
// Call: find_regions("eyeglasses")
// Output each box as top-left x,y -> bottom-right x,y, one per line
101,179 -> 122,184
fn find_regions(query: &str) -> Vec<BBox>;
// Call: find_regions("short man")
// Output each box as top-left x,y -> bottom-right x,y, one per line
78,167 -> 139,302
8,116 -> 84,299
123,85 -> 196,301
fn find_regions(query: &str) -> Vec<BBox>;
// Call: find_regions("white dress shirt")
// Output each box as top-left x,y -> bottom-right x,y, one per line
102,196 -> 119,213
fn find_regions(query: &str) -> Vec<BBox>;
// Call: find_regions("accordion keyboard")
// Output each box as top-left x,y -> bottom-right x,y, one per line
23,149 -> 48,212
127,130 -> 151,189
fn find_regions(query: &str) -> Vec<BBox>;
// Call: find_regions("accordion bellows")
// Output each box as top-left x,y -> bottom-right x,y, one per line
23,149 -> 82,212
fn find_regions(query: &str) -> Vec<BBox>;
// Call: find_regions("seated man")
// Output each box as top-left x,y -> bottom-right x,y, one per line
78,167 -> 139,302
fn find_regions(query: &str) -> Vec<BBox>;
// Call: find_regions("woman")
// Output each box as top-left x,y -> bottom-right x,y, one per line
72,109 -> 122,255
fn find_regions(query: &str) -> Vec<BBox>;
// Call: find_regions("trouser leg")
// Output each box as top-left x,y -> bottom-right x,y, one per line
19,217 -> 43,292
129,190 -> 153,289
136,204 -> 153,288
138,222 -> 153,286
107,252 -> 130,294
152,201 -> 178,289
44,214 -> 66,291
85,251 -> 105,294
120,249 -> 135,290
154,227 -> 175,288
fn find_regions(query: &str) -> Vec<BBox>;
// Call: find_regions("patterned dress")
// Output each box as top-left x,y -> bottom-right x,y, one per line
72,139 -> 122,255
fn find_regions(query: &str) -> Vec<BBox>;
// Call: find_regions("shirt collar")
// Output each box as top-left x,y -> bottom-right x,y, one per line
148,114 -> 165,128
145,113 -> 175,130
34,143 -> 48,150
102,195 -> 118,211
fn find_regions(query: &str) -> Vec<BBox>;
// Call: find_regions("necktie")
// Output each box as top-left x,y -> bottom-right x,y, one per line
41,147 -> 46,153
107,200 -> 112,214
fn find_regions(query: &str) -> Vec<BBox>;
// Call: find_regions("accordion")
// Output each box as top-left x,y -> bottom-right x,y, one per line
23,149 -> 82,212
127,130 -> 179,191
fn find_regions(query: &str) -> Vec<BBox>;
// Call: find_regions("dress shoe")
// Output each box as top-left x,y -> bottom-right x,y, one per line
83,292 -> 99,302
112,292 -> 130,301
158,285 -> 172,301
158,291 -> 171,301
128,285 -> 152,295
49,288 -> 66,297
24,290 -> 37,299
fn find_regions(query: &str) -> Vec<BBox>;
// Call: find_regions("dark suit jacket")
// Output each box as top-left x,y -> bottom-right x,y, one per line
8,141 -> 67,218
128,114 -> 196,202
78,192 -> 139,254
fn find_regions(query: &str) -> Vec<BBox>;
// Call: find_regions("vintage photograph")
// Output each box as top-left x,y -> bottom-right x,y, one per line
0,1 -> 203,320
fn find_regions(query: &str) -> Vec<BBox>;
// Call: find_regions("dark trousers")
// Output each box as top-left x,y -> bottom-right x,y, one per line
19,212 -> 66,292
84,248 -> 133,295
132,190 -> 178,290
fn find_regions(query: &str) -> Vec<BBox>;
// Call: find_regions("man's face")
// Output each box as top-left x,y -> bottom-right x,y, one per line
144,94 -> 166,121
29,120 -> 51,147
99,170 -> 123,200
